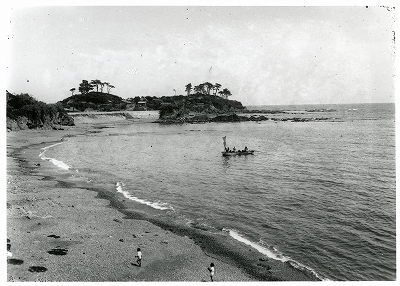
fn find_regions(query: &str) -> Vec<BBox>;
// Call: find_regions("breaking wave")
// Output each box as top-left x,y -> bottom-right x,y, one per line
116,182 -> 173,211
39,142 -> 71,170
224,228 -> 328,281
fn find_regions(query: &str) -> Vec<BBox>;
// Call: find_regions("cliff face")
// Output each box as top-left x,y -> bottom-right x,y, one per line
6,113 -> 75,131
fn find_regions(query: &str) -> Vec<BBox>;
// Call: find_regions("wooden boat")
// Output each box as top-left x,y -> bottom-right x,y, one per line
222,136 -> 254,156
222,150 -> 254,156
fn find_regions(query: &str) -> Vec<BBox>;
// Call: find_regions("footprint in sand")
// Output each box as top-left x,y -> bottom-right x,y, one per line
28,266 -> 47,272
8,258 -> 24,265
48,248 -> 68,255
7,239 -> 13,257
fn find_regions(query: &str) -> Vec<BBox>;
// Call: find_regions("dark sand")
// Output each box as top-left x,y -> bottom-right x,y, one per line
6,122 -> 318,282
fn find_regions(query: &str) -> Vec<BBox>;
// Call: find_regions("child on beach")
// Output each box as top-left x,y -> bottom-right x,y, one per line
135,248 -> 142,267
207,262 -> 215,282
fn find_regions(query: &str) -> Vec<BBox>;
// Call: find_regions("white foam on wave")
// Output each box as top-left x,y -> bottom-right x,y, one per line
224,228 -> 288,262
224,228 -> 329,281
40,142 -> 64,151
39,142 -> 71,170
286,257 -> 330,281
116,182 -> 173,211
47,158 -> 71,170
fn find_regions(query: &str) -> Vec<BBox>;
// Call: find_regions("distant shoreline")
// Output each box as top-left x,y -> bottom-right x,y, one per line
64,109 -> 339,125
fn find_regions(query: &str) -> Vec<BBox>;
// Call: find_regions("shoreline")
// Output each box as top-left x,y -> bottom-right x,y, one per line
6,122 -> 318,281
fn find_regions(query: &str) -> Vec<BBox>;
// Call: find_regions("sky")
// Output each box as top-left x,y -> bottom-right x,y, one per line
5,3 -> 397,106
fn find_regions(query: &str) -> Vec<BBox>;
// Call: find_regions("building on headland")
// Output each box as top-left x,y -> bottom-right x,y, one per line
135,97 -> 147,110
137,97 -> 147,108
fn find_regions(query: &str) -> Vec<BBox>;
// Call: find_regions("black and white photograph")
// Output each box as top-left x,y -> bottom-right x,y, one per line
5,2 -> 396,282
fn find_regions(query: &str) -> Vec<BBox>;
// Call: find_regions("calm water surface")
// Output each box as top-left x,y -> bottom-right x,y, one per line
42,104 -> 396,281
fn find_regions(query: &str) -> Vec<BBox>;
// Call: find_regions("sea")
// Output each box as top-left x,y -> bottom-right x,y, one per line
37,103 -> 396,281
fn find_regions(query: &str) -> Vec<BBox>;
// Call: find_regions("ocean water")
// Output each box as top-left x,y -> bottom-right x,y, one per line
39,103 -> 396,281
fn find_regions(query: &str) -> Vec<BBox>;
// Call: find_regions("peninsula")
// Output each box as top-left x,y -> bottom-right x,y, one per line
6,80 -> 338,131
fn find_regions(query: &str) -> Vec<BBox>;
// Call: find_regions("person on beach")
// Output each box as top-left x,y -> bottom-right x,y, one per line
207,262 -> 215,282
135,248 -> 142,267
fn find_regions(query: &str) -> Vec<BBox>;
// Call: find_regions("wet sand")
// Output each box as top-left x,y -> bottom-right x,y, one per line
6,122 -> 318,282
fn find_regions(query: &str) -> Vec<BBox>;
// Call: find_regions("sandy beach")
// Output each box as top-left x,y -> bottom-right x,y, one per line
6,121 -> 318,282
6,124 -> 256,282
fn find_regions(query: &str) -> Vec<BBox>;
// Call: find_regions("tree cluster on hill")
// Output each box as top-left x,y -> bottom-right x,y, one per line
157,82 -> 238,119
64,79 -> 123,111
61,79 -> 242,118
60,92 -> 126,112
158,93 -> 245,119
70,79 -> 115,96
6,91 -> 74,130
184,82 -> 232,99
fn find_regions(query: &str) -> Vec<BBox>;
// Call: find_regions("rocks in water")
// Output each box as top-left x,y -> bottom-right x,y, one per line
212,114 -> 243,122
248,115 -> 268,121
157,111 -> 332,124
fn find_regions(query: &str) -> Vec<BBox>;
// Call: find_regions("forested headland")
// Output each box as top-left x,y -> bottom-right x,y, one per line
6,91 -> 74,131
6,79 -> 250,130
61,80 -> 246,122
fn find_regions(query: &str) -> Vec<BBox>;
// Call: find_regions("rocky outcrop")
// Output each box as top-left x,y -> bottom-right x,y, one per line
7,113 -> 74,131
212,114 -> 244,122
6,91 -> 75,131
155,112 -> 335,124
